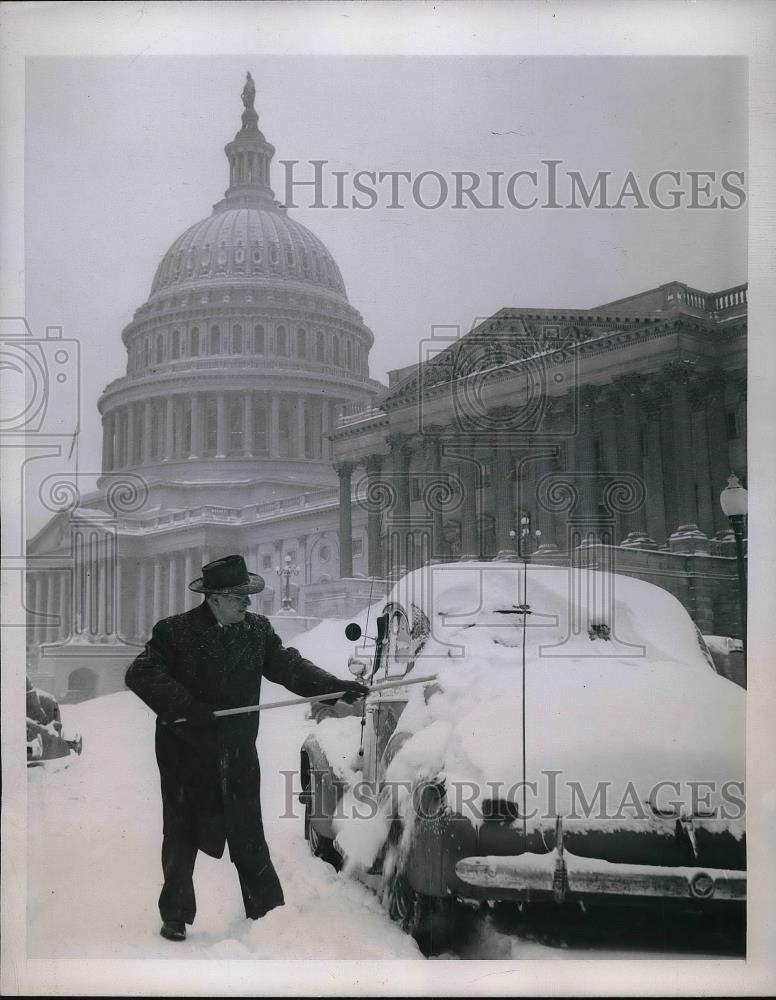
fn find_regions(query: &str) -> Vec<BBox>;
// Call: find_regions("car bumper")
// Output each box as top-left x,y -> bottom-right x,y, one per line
455,850 -> 746,902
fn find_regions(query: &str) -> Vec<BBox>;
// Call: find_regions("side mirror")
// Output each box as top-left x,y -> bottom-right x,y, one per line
347,656 -> 368,678
345,622 -> 362,641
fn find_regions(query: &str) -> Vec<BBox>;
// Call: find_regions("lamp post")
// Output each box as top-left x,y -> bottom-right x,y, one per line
509,511 -> 541,560
276,553 -> 300,613
719,472 -> 747,667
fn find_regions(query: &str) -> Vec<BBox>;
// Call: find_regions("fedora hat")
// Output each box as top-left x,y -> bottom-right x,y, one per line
188,554 -> 265,595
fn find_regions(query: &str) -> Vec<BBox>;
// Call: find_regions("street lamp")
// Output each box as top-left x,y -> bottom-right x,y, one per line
509,511 -> 541,560
719,472 -> 747,666
276,553 -> 300,613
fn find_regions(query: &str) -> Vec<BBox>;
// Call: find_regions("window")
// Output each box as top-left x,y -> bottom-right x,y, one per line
252,244 -> 262,265
726,409 -> 740,440
353,538 -> 364,557
276,325 -> 287,356
346,340 -> 352,370
296,328 -> 307,358
190,327 -> 200,356
262,554 -> 272,571
253,405 -> 268,454
316,331 -> 325,362
144,339 -> 150,367
270,243 -> 279,265
319,544 -> 330,562
286,247 -> 294,267
332,335 -> 340,366
155,335 -> 164,365
171,329 -> 180,360
232,324 -> 243,354
210,325 -> 221,355
254,324 -> 265,354
228,399 -> 243,454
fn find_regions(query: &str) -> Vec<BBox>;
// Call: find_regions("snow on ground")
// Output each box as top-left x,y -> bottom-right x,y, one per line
27,684 -> 420,959
26,599 -> 743,962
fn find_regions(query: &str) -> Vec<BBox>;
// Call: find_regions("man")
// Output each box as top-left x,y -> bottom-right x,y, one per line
125,554 -> 367,942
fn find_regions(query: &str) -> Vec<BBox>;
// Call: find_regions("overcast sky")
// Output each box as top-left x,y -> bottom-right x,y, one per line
24,54 -> 746,532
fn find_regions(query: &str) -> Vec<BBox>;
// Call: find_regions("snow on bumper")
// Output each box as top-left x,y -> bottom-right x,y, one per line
455,849 -> 746,901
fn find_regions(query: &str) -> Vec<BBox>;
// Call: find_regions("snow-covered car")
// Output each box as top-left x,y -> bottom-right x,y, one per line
27,677 -> 83,766
300,562 -> 746,953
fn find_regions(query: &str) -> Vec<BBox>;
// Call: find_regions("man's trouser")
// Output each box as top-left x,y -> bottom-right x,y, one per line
159,829 -> 285,925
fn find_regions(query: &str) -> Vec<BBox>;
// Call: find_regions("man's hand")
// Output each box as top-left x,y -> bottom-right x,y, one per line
337,680 -> 369,705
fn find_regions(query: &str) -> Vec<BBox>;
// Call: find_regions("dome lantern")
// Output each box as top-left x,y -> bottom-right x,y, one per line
214,72 -> 278,213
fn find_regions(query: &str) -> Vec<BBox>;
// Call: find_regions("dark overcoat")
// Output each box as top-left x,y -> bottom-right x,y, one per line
125,601 -> 343,861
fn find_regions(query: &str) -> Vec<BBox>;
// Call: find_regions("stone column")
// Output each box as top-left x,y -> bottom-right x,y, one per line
458,440 -> 479,560
423,433 -> 446,561
533,447 -> 559,551
492,445 -> 516,557
614,376 -> 647,536
244,392 -> 254,456
642,387 -> 668,544
58,569 -> 69,641
103,413 -> 115,471
101,416 -> 111,471
137,560 -> 148,637
126,403 -> 136,467
386,433 -> 413,574
152,558 -> 163,624
164,396 -> 175,461
689,378 -> 715,537
321,400 -> 332,459
571,386 -> 598,524
168,554 -> 179,616
190,393 -> 202,459
270,393 -> 280,457
704,373 -> 731,536
143,400 -> 153,464
665,364 -> 697,527
113,556 -> 123,638
337,462 -> 354,578
366,453 -> 385,577
216,391 -> 227,458
184,550 -> 196,610
297,395 -> 306,459
30,573 -> 42,642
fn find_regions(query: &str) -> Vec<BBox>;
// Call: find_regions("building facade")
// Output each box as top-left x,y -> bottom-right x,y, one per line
330,280 -> 747,638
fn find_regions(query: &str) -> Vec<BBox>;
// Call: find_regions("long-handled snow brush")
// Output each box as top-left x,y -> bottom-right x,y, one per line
170,673 -> 438,724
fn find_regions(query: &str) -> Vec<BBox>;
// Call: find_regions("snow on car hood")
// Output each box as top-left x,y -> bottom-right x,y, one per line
381,563 -> 746,835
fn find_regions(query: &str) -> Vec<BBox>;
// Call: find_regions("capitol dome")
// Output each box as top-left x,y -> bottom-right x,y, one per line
97,75 -> 381,508
150,207 -> 348,299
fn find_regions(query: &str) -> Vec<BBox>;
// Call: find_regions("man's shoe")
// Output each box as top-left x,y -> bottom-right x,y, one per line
160,920 -> 186,941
